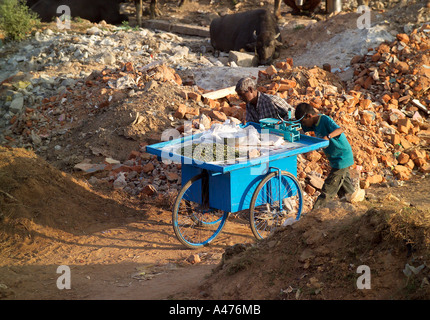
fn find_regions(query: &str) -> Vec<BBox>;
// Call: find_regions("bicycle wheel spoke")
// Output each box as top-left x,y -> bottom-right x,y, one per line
173,174 -> 227,248
250,171 -> 303,240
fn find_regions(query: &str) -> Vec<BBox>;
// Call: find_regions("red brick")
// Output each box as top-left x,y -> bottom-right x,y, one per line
142,162 -> 155,173
397,152 -> 409,164
396,33 -> 410,44
210,110 -> 227,122
265,65 -> 277,76
188,92 -> 201,102
175,104 -> 188,119
305,184 -> 316,196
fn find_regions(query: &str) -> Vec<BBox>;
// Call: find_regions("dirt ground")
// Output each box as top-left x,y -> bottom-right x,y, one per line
2,146 -> 430,300
1,0 -> 430,301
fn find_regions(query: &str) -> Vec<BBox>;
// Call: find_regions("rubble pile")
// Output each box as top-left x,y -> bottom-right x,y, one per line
1,20 -> 429,211
98,19 -> 430,208
248,25 -> 430,195
147,24 -> 430,204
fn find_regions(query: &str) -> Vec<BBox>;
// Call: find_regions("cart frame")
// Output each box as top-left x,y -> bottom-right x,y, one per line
146,122 -> 329,248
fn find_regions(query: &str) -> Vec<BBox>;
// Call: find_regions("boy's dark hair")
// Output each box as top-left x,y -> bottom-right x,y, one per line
295,102 -> 316,120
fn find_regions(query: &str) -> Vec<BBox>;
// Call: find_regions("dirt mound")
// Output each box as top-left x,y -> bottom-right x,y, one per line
195,194 -> 430,300
0,146 -> 144,261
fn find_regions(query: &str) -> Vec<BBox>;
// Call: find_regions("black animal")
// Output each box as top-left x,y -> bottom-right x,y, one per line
209,9 -> 283,65
26,0 -> 127,24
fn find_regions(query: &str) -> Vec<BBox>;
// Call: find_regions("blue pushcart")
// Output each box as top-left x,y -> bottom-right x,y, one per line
145,122 -> 328,249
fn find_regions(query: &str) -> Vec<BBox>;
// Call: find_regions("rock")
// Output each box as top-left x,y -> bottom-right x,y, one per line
346,188 -> 365,203
393,60 -> 409,73
305,184 -> 316,196
308,173 -> 324,190
113,172 -> 127,189
102,52 -> 116,65
393,165 -> 412,180
174,104 -> 188,119
265,65 -> 277,76
299,248 -> 315,262
141,184 -> 157,196
199,114 -> 211,130
210,110 -> 227,122
142,162 -> 155,173
228,51 -> 258,67
366,174 -> 383,185
397,152 -> 409,164
306,150 -> 322,162
9,96 -> 24,114
419,163 -> 430,173
396,33 -> 410,44
30,131 -> 42,145
186,254 -> 201,264
86,26 -> 102,35
165,171 -> 179,181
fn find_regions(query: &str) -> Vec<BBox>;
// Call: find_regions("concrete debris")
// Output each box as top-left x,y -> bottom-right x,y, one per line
1,13 -> 430,213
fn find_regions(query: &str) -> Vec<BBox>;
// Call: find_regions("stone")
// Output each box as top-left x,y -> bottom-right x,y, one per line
346,188 -> 365,204
141,184 -> 157,196
113,172 -> 127,189
142,162 -> 155,173
9,96 -> 24,114
228,51 -> 258,67
397,118 -> 412,134
396,33 -> 410,44
86,26 -> 102,35
199,114 -> 211,130
306,150 -> 322,162
187,254 -> 201,264
305,184 -> 316,196
165,171 -> 179,181
188,92 -> 201,102
366,174 -> 383,185
102,52 -> 116,65
397,152 -> 409,164
210,110 -> 227,122
393,60 -> 409,73
393,165 -> 412,180
265,65 -> 277,76
419,163 -> 430,173
308,173 -> 324,190
174,104 -> 188,119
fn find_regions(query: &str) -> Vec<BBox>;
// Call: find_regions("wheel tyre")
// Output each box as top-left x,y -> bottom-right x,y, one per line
172,173 -> 228,249
249,170 -> 303,240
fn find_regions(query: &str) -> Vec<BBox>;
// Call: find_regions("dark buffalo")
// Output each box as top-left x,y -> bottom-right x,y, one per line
27,0 -> 127,24
209,9 -> 282,65
274,0 -> 321,18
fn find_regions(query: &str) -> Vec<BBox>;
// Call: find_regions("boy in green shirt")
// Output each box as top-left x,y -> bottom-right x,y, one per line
295,103 -> 355,209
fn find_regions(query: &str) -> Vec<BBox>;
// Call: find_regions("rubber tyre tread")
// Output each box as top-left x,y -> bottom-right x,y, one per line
249,170 -> 303,240
172,173 -> 228,249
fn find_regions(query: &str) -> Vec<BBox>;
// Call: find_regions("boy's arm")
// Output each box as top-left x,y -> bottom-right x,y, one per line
323,128 -> 343,140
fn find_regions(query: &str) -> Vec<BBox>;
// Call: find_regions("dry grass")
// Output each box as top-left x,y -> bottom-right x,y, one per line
387,206 -> 430,251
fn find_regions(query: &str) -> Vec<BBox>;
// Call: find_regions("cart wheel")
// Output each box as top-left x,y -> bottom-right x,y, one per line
172,173 -> 228,249
249,170 -> 303,240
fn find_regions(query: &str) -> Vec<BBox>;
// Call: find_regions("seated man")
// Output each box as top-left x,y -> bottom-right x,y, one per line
235,77 -> 294,124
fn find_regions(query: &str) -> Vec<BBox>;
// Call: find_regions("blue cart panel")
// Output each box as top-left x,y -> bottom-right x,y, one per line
145,122 -> 329,213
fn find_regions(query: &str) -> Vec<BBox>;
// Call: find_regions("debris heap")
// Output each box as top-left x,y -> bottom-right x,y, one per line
66,25 -> 430,209
1,22 -> 429,211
